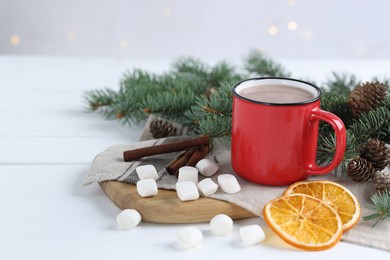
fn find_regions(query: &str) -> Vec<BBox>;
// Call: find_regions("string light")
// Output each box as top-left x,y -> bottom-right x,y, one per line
268,26 -> 278,36
258,46 -> 266,53
162,6 -> 173,16
66,33 -> 76,43
10,35 -> 21,45
288,21 -> 298,31
287,0 -> 296,7
119,39 -> 128,48
356,44 -> 366,54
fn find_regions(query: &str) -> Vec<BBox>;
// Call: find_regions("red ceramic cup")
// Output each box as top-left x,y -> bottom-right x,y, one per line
231,77 -> 346,186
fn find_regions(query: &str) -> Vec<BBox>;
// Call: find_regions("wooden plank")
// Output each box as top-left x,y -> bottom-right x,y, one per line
0,92 -> 84,112
0,56 -> 169,91
99,181 -> 256,224
0,136 -> 139,164
0,111 -> 143,137
0,165 -> 100,196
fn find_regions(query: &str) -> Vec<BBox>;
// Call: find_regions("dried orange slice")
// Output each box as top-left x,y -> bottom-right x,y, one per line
263,194 -> 342,251
283,181 -> 361,231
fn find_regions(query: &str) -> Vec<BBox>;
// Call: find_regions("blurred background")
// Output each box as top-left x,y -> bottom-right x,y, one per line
1,0 -> 390,61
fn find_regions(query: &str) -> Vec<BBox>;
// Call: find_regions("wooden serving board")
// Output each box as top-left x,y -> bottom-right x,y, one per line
100,181 -> 256,223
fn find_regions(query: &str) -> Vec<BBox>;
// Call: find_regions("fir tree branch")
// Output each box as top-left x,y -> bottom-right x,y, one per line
317,131 -> 358,177
193,114 -> 232,140
363,188 -> 390,227
83,88 -> 117,111
141,90 -> 196,122
319,94 -> 354,132
171,56 -> 209,79
323,72 -> 359,96
84,57 -> 243,127
208,61 -> 242,87
84,50 -> 294,128
348,105 -> 390,144
185,81 -> 233,142
243,49 -> 291,77
371,76 -> 390,90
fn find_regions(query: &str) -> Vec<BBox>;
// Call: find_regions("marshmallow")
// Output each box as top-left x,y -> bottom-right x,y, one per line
176,181 -> 199,201
116,209 -> 142,230
197,178 -> 218,196
195,158 -> 219,177
239,225 -> 266,245
217,174 -> 241,194
136,165 -> 158,180
210,214 -> 233,235
136,179 -> 158,197
176,227 -> 203,249
178,166 -> 198,183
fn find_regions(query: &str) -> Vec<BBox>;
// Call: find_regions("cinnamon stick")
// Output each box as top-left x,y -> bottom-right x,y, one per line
166,145 -> 211,176
165,149 -> 189,171
123,135 -> 210,162
185,145 -> 210,167
166,149 -> 195,176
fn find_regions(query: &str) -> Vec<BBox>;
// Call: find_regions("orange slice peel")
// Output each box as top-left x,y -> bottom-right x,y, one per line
283,180 -> 361,231
263,193 -> 343,251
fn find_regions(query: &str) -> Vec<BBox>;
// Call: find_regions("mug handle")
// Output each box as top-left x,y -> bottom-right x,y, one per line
306,108 -> 346,175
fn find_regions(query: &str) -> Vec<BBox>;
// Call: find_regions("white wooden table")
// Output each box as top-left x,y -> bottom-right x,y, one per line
0,56 -> 388,259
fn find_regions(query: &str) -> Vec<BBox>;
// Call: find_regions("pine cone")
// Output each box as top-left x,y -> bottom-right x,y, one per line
374,167 -> 390,192
348,81 -> 387,116
149,118 -> 177,139
360,138 -> 390,171
347,157 -> 375,182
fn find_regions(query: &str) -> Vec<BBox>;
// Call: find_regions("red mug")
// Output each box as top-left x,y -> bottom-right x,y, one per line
231,77 -> 346,186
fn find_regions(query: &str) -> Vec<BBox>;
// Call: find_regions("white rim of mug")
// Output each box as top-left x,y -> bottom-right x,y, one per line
232,77 -> 322,106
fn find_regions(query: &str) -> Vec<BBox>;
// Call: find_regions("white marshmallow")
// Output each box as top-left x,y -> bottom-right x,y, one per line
176,181 -> 199,201
136,165 -> 158,180
217,174 -> 241,194
136,179 -> 158,197
176,227 -> 203,249
177,166 -> 198,183
195,158 -> 219,177
197,178 -> 218,196
116,209 -> 142,230
210,214 -> 233,235
239,225 -> 266,245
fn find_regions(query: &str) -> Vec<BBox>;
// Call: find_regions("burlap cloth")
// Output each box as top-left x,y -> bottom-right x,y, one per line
84,118 -> 389,251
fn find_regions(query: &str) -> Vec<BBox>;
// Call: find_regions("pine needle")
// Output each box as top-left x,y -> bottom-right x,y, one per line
243,49 -> 291,77
363,189 -> 390,227
324,71 -> 359,96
